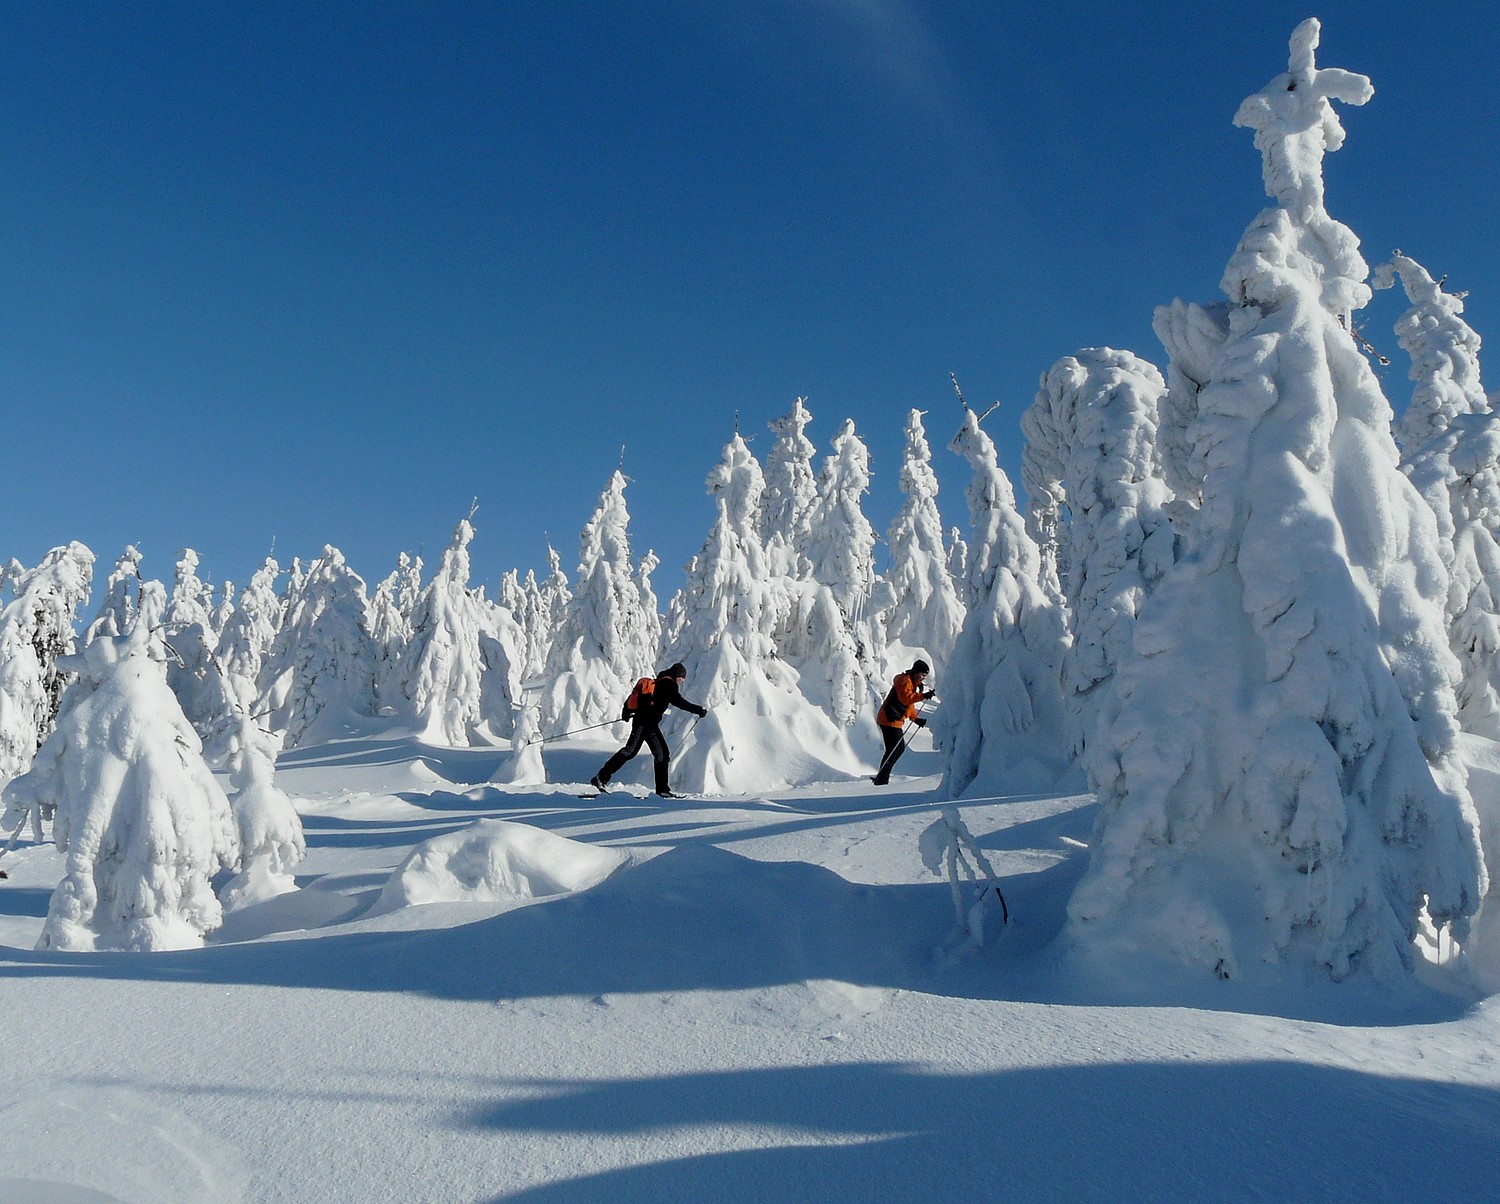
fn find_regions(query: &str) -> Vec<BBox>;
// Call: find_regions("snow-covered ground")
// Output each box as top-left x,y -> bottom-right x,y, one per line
3,732 -> 1500,1202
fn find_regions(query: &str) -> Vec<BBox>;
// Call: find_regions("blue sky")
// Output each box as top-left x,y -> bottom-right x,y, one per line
1,2 -> 1496,602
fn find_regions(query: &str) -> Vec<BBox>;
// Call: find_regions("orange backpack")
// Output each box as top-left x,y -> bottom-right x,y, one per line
623,676 -> 656,717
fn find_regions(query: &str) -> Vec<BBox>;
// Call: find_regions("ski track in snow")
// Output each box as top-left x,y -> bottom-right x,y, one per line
1,735 -> 1499,1201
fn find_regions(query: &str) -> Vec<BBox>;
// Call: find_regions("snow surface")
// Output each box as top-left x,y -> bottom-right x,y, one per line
3,730 -> 1500,1201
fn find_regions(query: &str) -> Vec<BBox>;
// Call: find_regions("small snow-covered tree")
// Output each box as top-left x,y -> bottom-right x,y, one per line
1376,255 -> 1500,738
216,558 -> 282,712
394,519 -> 488,745
0,542 -> 95,787
542,472 -> 655,733
1068,21 -> 1484,982
218,713 -> 305,912
4,586 -> 239,951
762,396 -> 819,576
210,580 -> 235,639
368,554 -> 417,706
668,435 -> 862,792
935,411 -> 1072,796
83,545 -> 142,643
1021,349 -> 1174,773
884,409 -> 965,671
257,546 -> 379,749
164,548 -> 225,733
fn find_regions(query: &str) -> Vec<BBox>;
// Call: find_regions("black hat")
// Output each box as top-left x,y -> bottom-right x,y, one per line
666,662 -> 687,678
911,659 -> 931,675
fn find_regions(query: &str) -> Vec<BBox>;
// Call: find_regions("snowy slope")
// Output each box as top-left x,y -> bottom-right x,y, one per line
1,732 -> 1499,1201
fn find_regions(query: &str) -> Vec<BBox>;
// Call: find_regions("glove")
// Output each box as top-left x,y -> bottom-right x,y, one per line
922,689 -> 936,700
914,716 -> 927,728
693,705 -> 708,718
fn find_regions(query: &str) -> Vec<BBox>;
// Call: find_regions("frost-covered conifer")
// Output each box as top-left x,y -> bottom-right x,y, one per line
216,559 -> 282,712
257,546 -> 379,749
669,435 -> 861,792
210,581 -> 235,638
884,409 -> 965,671
761,396 -> 819,575
543,472 -> 655,732
1376,255 -> 1500,737
805,419 -> 878,620
1021,349 -> 1174,773
935,411 -> 1071,796
83,546 -> 142,644
0,542 -> 95,788
1068,22 -> 1484,982
218,713 -> 305,912
395,519 -> 489,745
394,552 -> 424,621
533,547 -> 571,680
636,549 -> 663,662
5,586 -> 239,951
163,548 -> 225,733
368,556 -> 415,705
1152,298 -> 1232,508
945,527 -> 968,593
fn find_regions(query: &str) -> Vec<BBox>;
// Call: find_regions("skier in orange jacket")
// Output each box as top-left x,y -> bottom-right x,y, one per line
871,659 -> 934,786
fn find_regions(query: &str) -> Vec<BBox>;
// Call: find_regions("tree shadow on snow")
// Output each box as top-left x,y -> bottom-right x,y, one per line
467,1058 -> 1500,1202
0,841 -> 1475,1027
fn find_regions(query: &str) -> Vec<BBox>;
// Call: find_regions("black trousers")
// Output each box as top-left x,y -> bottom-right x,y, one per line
872,723 -> 907,784
597,720 -> 672,793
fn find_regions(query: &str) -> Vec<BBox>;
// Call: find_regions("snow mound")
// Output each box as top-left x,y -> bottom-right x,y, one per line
373,819 -> 626,913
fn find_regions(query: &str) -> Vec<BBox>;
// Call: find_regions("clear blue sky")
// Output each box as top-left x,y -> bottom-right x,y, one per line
2,2 -> 1496,601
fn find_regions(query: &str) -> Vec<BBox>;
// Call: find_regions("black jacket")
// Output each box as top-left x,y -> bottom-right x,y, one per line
626,674 -> 706,725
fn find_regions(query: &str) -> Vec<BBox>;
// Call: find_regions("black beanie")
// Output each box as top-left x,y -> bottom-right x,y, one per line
912,659 -> 931,675
666,662 -> 687,678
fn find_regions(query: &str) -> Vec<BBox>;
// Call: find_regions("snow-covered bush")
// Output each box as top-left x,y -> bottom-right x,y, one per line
5,586 -> 239,951
919,807 -> 1008,953
1067,21 -> 1485,982
219,713 -> 305,912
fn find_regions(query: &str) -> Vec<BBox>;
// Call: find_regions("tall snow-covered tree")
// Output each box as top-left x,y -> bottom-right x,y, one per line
83,545 -> 142,643
216,558 -> 282,712
761,396 -> 819,576
1375,255 -> 1500,739
1067,21 -> 1484,982
257,546 -> 379,749
667,435 -> 862,792
368,554 -> 417,705
636,549 -> 663,662
1021,349 -> 1174,773
884,409 -> 965,671
163,548 -> 225,734
394,519 -> 489,745
935,411 -> 1072,796
542,472 -> 655,733
4,585 -> 239,952
0,542 -> 95,788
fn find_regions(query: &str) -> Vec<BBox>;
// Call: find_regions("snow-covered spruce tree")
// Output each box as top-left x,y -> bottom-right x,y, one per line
83,545 -> 142,643
394,519 -> 489,745
218,712 -> 306,912
636,549 -> 664,664
1376,255 -> 1500,739
1152,298 -> 1232,510
257,546 -> 379,749
216,558 -> 282,713
368,554 -> 417,708
542,472 -> 655,734
1021,350 -> 1174,775
884,409 -> 965,673
531,546 -> 571,683
668,434 -> 862,793
761,396 -> 819,577
163,548 -> 227,734
4,584 -> 239,952
476,590 -> 525,743
210,580 -> 235,639
1067,21 -> 1484,982
935,410 -> 1072,796
784,419 -> 884,725
1380,254 -> 1490,454
0,542 -> 95,789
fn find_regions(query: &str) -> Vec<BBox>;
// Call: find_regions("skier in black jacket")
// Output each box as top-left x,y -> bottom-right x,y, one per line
591,662 -> 706,799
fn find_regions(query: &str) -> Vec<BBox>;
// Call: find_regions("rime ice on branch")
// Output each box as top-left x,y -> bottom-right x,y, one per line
1067,20 -> 1484,982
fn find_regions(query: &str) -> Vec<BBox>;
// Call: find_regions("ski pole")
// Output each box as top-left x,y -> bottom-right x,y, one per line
527,718 -> 619,746
875,696 -> 933,781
